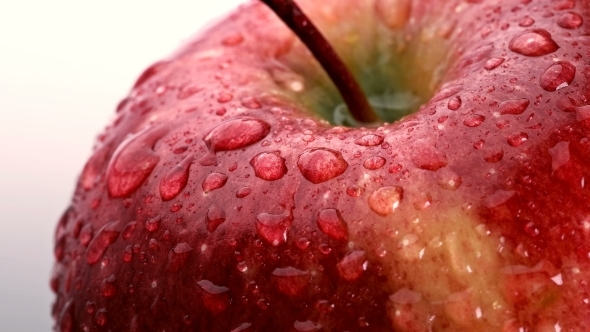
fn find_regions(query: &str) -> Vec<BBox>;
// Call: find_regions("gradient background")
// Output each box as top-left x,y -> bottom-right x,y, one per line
0,0 -> 246,330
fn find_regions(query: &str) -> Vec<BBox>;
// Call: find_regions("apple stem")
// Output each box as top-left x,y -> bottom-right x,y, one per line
260,0 -> 379,124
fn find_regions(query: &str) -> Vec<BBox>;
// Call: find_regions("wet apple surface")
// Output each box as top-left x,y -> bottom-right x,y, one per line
52,0 -> 590,331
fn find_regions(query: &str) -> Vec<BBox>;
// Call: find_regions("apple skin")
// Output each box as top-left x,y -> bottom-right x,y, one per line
51,0 -> 590,331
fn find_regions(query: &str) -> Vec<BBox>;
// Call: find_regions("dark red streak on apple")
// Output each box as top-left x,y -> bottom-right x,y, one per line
260,0 -> 379,124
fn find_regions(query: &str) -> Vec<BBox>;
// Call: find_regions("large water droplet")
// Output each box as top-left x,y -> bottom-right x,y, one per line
250,151 -> 287,181
540,61 -> 576,92
95,309 -> 107,326
411,143 -> 448,171
199,118 -> 271,166
145,215 -> 161,232
231,323 -> 253,332
355,134 -> 384,147
389,288 -> 422,304
197,280 -> 230,314
463,115 -> 485,127
375,0 -> 411,29
363,156 -> 386,170
484,149 -> 504,163
484,190 -> 515,208
507,132 -> 529,147
272,267 -> 309,296
317,209 -> 349,242
101,274 -> 117,298
431,85 -> 463,102
368,186 -> 404,216
518,16 -> 535,27
346,185 -> 365,197
86,221 -> 120,265
294,320 -> 322,332
255,208 -> 293,246
337,251 -> 367,281
236,187 -> 252,198
499,98 -> 530,115
166,243 -> 193,272
557,12 -> 583,29
297,148 -> 348,184
509,29 -> 559,56
107,125 -> 168,198
122,221 -> 137,240
202,172 -> 228,193
160,155 -> 193,201
447,96 -> 462,110
548,141 -> 570,172
206,205 -> 226,232
484,58 -> 505,71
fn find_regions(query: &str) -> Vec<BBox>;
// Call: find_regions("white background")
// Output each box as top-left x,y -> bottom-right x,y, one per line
0,1 -> 246,330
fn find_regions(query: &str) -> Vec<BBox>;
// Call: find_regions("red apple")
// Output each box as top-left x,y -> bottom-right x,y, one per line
52,0 -> 590,331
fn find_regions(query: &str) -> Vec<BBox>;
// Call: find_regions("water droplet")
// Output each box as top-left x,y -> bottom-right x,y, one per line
170,202 -> 183,212
160,155 -> 193,201
318,243 -> 332,255
177,84 -> 203,99
166,242 -> 193,272
79,224 -> 93,247
217,92 -> 233,103
473,139 -> 485,149
548,141 -> 570,172
145,215 -> 161,232
86,222 -> 120,265
509,29 -> 559,56
484,57 -> 505,70
463,115 -> 486,127
255,208 -> 293,246
437,169 -> 463,191
389,288 -> 422,304
317,209 -> 349,242
250,151 -> 287,181
375,0 -> 411,29
411,143 -> 448,171
101,274 -> 117,298
557,12 -> 583,29
447,96 -> 462,110
236,187 -> 251,198
431,85 -> 463,102
337,250 -> 367,281
107,125 -> 168,198
199,118 -> 270,166
368,186 -> 403,216
197,280 -> 230,314
241,97 -> 262,109
499,98 -> 530,115
484,190 -> 515,208
297,148 -> 348,184
363,156 -> 386,170
206,205 -> 226,232
484,149 -> 504,163
518,16 -> 535,27
122,221 -> 137,240
272,267 -> 309,296
222,34 -> 244,46
231,323 -> 253,332
122,245 -> 133,263
294,320 -> 322,332
346,185 -> 365,197
507,132 -> 529,147
202,172 -> 228,193
540,61 -> 576,92
296,237 -> 311,250
355,134 -> 384,147
95,308 -> 107,326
